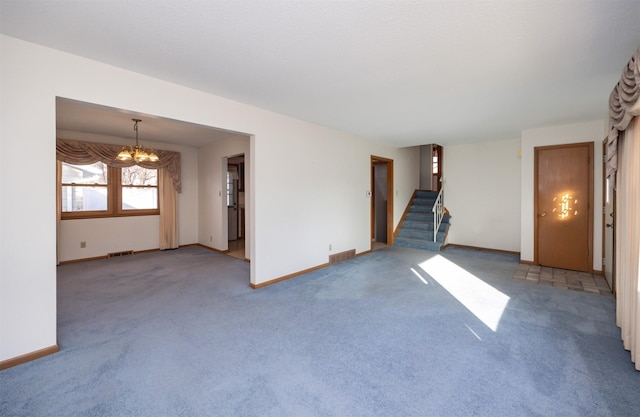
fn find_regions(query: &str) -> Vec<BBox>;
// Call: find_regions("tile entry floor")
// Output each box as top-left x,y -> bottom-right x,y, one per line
513,264 -> 613,297
372,241 -> 387,251
227,239 -> 246,261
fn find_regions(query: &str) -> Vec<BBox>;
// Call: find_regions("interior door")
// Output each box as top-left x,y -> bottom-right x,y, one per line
535,143 -> 593,272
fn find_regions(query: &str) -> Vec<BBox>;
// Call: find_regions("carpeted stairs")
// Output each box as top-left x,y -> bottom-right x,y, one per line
395,190 -> 451,251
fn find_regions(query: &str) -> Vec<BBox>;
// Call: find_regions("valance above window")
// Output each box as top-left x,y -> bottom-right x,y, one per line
607,46 -> 640,181
56,138 -> 181,193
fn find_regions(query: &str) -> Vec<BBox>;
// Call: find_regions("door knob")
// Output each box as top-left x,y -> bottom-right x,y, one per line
540,212 -> 547,217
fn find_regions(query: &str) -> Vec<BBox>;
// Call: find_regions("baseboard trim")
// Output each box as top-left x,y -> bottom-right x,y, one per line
0,344 -> 59,371
197,243 -> 228,253
58,247 -> 165,265
519,259 -> 535,265
137,248 -> 162,254
250,262 -> 331,289
446,243 -> 521,257
58,255 -> 107,265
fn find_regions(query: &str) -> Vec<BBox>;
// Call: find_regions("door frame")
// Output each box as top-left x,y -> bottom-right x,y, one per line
371,156 -> 394,247
533,142 -> 594,271
225,154 -> 245,245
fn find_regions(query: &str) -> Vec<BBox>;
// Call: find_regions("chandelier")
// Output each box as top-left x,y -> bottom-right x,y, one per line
116,118 -> 159,163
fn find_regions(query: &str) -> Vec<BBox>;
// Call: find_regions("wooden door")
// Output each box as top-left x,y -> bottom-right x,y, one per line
535,143 -> 593,272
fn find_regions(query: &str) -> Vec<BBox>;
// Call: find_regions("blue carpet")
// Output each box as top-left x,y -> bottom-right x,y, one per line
1,246 -> 638,416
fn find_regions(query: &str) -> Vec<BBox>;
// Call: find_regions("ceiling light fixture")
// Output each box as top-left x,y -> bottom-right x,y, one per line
116,118 -> 159,163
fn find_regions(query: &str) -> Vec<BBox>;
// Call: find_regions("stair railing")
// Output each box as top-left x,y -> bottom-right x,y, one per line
432,185 -> 445,242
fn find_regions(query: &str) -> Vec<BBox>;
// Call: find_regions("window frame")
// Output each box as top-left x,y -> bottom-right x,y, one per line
59,161 -> 160,220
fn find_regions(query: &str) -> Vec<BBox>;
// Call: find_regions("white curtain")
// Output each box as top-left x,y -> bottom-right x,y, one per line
159,168 -> 178,250
615,115 -> 640,370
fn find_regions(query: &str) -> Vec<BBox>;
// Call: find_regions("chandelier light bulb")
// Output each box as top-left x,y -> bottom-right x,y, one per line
116,118 -> 160,164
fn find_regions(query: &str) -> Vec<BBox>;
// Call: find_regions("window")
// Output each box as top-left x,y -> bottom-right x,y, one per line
60,161 -> 159,219
432,148 -> 439,175
121,166 -> 158,211
61,162 -> 109,212
226,171 -> 235,207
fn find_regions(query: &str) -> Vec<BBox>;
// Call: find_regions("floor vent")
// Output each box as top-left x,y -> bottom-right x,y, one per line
329,249 -> 356,265
107,250 -> 134,258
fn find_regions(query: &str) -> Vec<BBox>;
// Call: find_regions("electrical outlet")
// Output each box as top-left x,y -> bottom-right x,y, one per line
210,235 -> 213,242
80,241 -> 86,248
329,244 -> 332,251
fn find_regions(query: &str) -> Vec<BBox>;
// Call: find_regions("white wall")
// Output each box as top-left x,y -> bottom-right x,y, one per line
0,35 -> 419,362
250,123 -> 419,281
520,120 -> 606,269
444,138 -> 521,252
198,134 -> 250,256
419,145 -> 433,190
56,131 -> 199,262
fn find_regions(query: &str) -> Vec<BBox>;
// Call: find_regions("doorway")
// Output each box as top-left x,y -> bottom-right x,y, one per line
432,144 -> 443,191
419,144 -> 443,191
371,156 -> 394,250
534,143 -> 593,272
227,155 -> 245,260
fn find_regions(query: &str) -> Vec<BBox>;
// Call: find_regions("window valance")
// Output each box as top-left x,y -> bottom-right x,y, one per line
56,138 -> 181,193
607,46 -> 640,180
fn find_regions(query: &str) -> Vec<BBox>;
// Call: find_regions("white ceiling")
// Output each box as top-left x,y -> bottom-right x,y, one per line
55,98 -> 245,148
2,1 -> 640,147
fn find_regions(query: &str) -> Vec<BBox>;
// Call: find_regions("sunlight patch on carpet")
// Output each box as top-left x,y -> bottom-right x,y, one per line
410,267 -> 429,285
419,255 -> 510,332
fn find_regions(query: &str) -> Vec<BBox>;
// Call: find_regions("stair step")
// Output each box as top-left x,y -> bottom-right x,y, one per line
398,228 -> 447,242
401,221 -> 450,232
396,190 -> 449,253
395,237 -> 443,251
410,204 -> 448,214
415,191 -> 439,199
410,205 -> 433,213
412,197 -> 436,206
406,213 -> 451,223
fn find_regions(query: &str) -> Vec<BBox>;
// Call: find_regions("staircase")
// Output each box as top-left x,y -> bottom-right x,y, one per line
395,190 -> 451,251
